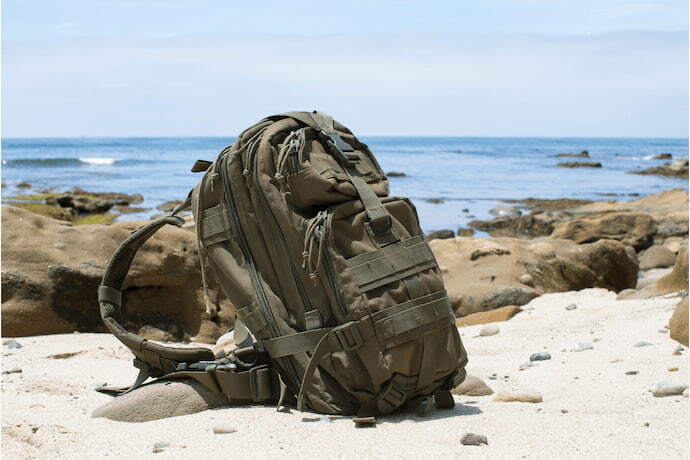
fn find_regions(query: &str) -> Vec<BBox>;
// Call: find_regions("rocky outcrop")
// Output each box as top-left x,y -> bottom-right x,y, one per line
669,298 -> 689,346
1,206 -> 232,341
455,305 -> 522,327
469,213 -> 556,238
430,236 -> 638,316
557,162 -> 602,168
632,159 -> 688,179
552,151 -> 589,158
656,246 -> 689,295
550,212 -> 655,250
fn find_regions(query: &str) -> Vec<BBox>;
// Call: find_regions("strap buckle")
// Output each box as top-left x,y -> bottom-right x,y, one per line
329,321 -> 364,351
248,365 -> 273,402
319,130 -> 359,163
377,377 -> 407,413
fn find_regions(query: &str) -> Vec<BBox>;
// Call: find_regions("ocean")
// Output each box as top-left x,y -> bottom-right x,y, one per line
2,136 -> 687,232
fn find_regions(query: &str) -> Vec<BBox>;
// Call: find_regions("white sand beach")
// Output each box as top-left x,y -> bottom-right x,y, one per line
2,288 -> 687,459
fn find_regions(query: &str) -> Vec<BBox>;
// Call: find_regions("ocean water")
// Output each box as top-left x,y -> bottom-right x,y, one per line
2,136 -> 687,232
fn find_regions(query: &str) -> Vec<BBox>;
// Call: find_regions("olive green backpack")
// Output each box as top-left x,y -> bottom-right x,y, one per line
97,111 -> 467,420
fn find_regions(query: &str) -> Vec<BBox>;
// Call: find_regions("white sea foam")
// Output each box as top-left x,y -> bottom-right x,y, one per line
79,157 -> 116,165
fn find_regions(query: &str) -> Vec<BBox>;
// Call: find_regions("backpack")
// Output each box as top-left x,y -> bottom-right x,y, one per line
97,111 -> 468,419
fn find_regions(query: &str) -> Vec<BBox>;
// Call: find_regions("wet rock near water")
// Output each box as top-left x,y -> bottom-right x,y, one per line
551,150 -> 589,158
632,158 -> 688,179
425,229 -> 455,242
551,211 -> 655,250
557,162 -> 602,168
386,171 -> 407,177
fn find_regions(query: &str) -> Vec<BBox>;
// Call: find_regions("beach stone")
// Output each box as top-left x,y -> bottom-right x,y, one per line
494,391 -> 542,403
652,153 -> 673,160
663,237 -> 686,254
518,274 -> 534,287
530,352 -> 551,361
479,325 -> 500,336
634,341 -> 653,348
3,340 -> 22,349
152,442 -> 170,454
92,379 -> 229,422
455,306 -> 522,327
684,389 -> 689,398
556,161 -> 602,168
625,370 -> 638,375
639,246 -> 676,270
386,171 -> 407,177
425,229 -> 454,242
553,151 -> 589,158
573,342 -> 593,352
212,426 -> 237,435
656,246 -> 688,295
669,298 -> 688,346
551,211 -> 655,250
468,213 -> 555,238
565,304 -> 577,311
451,375 -> 494,396
668,367 -> 679,372
651,382 -> 689,397
519,362 -> 533,370
2,367 -> 22,374
460,433 -> 488,446
1,206 -> 234,340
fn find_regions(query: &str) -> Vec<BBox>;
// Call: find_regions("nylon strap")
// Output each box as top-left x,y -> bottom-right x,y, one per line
261,328 -> 332,359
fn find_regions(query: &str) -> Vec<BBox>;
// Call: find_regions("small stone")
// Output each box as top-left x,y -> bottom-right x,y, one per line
452,375 -> 494,396
493,391 -> 543,403
353,416 -> 376,428
675,345 -> 684,352
488,374 -> 497,380
683,389 -> 688,398
659,329 -> 669,333
651,382 -> 689,397
460,433 -> 488,446
593,337 -> 601,343
625,370 -> 638,375
212,426 -> 237,434
530,352 -> 551,362
152,442 -> 169,454
519,362 -> 533,370
672,349 -> 682,356
479,325 -> 500,337
643,422 -> 650,427
301,414 -> 321,422
2,367 -> 22,375
518,274 -> 534,287
668,367 -> 679,372
572,342 -> 593,352
565,304 -> 577,311
634,341 -> 654,347
560,409 -> 568,414
3,340 -> 22,349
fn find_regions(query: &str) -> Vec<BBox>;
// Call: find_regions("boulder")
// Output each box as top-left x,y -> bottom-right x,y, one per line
424,229 -> 454,242
550,211 -> 655,250
455,305 -> 522,327
639,246 -> 676,270
663,237 -> 687,254
1,206 -> 233,342
469,213 -> 555,238
632,159 -> 688,179
669,298 -> 688,346
656,246 -> 689,295
431,236 -> 638,316
652,153 -> 672,160
92,379 -> 229,422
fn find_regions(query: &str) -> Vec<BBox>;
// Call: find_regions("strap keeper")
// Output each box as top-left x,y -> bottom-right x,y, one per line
377,378 -> 407,413
329,321 -> 364,351
249,365 -> 273,402
98,285 -> 122,307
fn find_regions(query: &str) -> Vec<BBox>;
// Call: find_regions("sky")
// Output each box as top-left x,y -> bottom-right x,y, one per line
2,1 -> 688,137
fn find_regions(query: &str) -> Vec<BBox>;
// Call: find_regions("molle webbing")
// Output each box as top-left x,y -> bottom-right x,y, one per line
199,202 -> 233,246
345,236 -> 437,293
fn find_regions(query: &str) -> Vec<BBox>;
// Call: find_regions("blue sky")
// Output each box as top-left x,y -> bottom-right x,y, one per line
2,1 -> 688,137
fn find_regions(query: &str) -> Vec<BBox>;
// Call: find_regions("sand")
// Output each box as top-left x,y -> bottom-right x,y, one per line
2,288 -> 687,459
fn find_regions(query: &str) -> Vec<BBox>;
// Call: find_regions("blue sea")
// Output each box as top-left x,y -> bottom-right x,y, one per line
2,137 -> 688,232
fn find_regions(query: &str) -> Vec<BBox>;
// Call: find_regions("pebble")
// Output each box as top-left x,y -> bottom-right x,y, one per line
668,367 -> 679,372
1,368 -> 22,375
460,433 -> 488,446
572,342 -> 593,352
560,409 -> 569,414
212,426 -> 237,434
565,304 -> 577,311
152,442 -> 169,454
658,328 -> 668,333
592,337 -> 601,343
634,341 -> 653,347
479,324 -> 500,337
530,352 -> 551,362
3,340 -> 22,349
625,370 -> 638,375
494,391 -> 543,403
488,373 -> 498,380
519,362 -> 533,370
684,389 -> 689,398
651,382 -> 689,397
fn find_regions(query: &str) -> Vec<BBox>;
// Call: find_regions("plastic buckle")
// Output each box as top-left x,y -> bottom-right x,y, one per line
378,379 -> 406,413
319,130 -> 359,163
248,365 -> 272,402
330,321 -> 364,351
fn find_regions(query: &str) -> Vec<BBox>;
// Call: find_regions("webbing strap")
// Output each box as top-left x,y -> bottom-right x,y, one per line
165,364 -> 276,402
261,328 -> 332,359
199,202 -> 233,246
346,236 -> 437,293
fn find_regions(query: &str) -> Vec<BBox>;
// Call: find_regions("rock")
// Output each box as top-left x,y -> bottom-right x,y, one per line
386,171 -> 407,177
493,391 -> 542,403
519,362 -> 533,370
565,304 -> 577,311
669,298 -> 688,346
651,382 -> 689,397
55,195 -> 114,214
479,324 -> 500,336
552,151 -> 589,158
617,288 -> 638,299
469,213 -> 555,238
457,227 -> 475,237
92,379 -> 229,422
212,426 -> 237,434
17,182 -> 32,189
425,229 -> 454,242
668,367 -> 679,372
634,341 -> 653,347
663,237 -> 686,254
2,367 -> 22,374
451,375 -> 494,396
455,305 -> 522,327
3,339 -> 22,349
656,246 -> 688,295
652,153 -> 673,160
431,236 -> 638,316
556,162 -> 602,168
551,211 -> 656,250
424,198 -> 444,204
639,246 -> 676,270
1,206 -> 233,341
573,342 -> 593,352
632,159 -> 688,178
489,206 -> 522,218
460,433 -> 488,446
518,274 -> 534,286
152,442 -> 170,454
684,389 -> 689,398
530,352 -> 551,361
625,370 -> 638,375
